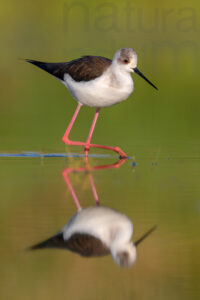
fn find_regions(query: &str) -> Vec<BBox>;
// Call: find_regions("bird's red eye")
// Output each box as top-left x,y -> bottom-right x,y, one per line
123,59 -> 128,64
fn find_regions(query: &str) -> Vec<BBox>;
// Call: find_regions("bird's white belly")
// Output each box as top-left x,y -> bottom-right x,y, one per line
63,206 -> 133,247
63,73 -> 134,108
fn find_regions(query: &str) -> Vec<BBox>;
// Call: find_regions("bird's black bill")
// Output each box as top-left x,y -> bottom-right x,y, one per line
134,225 -> 157,247
134,68 -> 158,90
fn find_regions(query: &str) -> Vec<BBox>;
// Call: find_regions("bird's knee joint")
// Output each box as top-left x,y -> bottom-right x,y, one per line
62,137 -> 71,144
84,145 -> 90,151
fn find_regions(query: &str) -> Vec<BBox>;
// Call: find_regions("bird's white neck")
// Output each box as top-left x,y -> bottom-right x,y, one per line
110,228 -> 131,252
110,239 -> 137,267
108,61 -> 133,88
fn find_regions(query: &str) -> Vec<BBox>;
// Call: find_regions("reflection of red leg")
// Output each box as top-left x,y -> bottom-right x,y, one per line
84,108 -> 100,156
62,170 -> 82,211
62,157 -> 128,209
88,173 -> 99,206
92,158 -> 127,171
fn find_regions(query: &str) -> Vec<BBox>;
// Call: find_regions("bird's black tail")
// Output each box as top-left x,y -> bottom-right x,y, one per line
28,232 -> 65,251
25,59 -> 49,71
24,59 -> 65,80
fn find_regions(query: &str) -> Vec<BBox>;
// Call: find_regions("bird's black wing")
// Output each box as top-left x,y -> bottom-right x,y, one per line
26,56 -> 112,82
29,232 -> 110,257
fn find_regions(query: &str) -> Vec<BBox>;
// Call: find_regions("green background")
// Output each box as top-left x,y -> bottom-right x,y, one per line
0,0 -> 200,299
1,0 -> 199,154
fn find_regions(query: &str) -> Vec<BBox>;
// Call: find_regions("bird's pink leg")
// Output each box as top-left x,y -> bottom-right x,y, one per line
62,103 -> 128,158
62,103 -> 82,144
66,140 -> 128,158
88,143 -> 128,158
83,108 -> 128,158
84,108 -> 100,156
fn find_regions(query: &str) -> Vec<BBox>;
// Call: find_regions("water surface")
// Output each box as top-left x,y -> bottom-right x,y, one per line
0,148 -> 199,300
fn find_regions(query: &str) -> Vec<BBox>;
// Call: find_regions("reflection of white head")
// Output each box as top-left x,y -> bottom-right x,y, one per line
112,243 -> 137,267
112,48 -> 138,72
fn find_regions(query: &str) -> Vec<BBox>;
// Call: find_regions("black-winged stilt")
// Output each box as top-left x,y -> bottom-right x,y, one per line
26,48 -> 157,158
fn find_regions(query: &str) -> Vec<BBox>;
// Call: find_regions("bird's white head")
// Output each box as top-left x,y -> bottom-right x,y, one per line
113,47 -> 158,90
113,48 -> 138,73
112,242 -> 137,268
111,225 -> 157,267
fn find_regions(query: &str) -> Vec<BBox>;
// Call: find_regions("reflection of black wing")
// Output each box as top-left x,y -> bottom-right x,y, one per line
30,232 -> 110,257
26,56 -> 112,82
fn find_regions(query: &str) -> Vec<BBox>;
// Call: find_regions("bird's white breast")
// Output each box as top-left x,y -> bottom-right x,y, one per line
63,69 -> 134,108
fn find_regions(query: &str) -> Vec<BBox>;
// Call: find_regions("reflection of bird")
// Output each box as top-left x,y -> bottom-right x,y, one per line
26,48 -> 157,158
29,206 -> 156,267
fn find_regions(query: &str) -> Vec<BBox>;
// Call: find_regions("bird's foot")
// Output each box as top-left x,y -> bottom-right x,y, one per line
62,136 -> 69,144
84,143 -> 128,159
114,147 -> 129,159
62,138 -> 128,159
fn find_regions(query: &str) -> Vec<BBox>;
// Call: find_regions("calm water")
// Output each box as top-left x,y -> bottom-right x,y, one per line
0,147 -> 199,300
